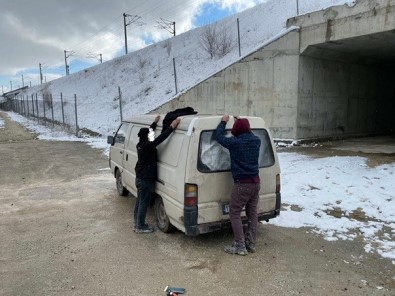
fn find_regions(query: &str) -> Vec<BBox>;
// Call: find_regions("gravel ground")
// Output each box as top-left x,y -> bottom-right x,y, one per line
0,111 -> 394,296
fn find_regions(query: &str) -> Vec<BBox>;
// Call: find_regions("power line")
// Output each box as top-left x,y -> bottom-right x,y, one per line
31,0 -> 236,80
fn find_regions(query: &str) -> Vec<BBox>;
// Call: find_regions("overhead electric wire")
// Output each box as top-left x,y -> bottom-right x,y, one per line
34,0 -> 231,82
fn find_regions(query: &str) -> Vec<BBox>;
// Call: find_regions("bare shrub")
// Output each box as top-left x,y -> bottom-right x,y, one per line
42,85 -> 52,108
216,27 -> 235,58
200,23 -> 218,59
200,23 -> 235,59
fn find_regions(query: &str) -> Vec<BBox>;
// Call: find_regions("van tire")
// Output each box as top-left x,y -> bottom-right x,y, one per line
115,169 -> 128,196
154,197 -> 174,233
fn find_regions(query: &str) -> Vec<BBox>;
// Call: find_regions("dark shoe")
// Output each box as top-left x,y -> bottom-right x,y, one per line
224,242 -> 248,256
246,243 -> 256,253
135,224 -> 154,233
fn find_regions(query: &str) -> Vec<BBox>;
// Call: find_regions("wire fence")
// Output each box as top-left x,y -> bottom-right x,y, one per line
2,92 -> 90,137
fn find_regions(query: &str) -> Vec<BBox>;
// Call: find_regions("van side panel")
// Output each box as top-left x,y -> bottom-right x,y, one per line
156,130 -> 190,233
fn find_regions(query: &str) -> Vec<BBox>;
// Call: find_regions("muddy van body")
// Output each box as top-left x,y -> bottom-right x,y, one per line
107,114 -> 281,236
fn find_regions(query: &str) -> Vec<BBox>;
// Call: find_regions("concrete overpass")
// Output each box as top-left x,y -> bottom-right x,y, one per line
154,0 -> 395,141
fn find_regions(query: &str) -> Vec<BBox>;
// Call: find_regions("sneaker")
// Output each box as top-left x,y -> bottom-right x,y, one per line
135,224 -> 154,233
245,242 -> 256,253
224,242 -> 248,256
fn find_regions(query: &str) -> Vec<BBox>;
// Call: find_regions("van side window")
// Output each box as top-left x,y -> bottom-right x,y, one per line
254,129 -> 275,168
197,129 -> 275,173
114,123 -> 129,144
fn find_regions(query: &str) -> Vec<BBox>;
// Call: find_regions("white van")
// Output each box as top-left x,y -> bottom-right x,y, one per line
107,114 -> 281,236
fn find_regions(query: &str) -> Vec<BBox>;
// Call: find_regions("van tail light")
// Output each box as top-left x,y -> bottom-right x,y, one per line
185,183 -> 198,206
276,174 -> 281,193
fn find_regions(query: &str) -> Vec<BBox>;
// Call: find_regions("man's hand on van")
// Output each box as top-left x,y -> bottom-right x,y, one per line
170,117 -> 181,129
154,115 -> 160,123
221,115 -> 230,122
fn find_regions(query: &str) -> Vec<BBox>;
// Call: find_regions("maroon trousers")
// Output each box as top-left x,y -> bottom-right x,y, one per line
229,182 -> 261,246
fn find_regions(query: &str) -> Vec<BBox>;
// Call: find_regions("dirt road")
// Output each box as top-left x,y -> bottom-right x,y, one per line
0,111 -> 394,296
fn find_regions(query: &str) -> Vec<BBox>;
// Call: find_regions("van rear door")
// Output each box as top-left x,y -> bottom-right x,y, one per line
193,128 -> 277,223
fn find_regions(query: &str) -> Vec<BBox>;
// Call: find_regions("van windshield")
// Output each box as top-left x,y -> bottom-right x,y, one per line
197,129 -> 275,173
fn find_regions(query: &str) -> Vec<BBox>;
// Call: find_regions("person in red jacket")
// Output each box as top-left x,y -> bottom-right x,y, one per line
134,115 -> 180,233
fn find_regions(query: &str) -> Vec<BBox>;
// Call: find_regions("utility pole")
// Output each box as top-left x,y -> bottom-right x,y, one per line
39,63 -> 43,84
10,81 -> 12,91
123,13 -> 145,55
87,52 -> 103,63
2,85 -> 3,94
22,74 -> 24,87
64,50 -> 75,75
156,18 -> 176,36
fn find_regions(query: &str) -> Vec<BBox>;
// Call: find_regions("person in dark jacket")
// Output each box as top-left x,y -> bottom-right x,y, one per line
214,115 -> 261,255
134,115 -> 180,233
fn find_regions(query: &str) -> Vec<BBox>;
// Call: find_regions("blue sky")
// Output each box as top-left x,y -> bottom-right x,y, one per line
1,0 -> 264,94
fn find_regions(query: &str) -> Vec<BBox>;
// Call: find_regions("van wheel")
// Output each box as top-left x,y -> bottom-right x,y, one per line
115,169 -> 128,196
154,197 -> 174,233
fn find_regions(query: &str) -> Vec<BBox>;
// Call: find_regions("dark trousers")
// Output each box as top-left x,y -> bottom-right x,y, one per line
229,182 -> 261,246
134,177 -> 155,228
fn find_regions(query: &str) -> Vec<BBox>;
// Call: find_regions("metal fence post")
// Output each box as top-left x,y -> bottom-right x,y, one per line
60,92 -> 65,125
26,95 -> 30,118
50,94 -> 54,127
173,58 -> 178,94
31,94 -> 35,118
43,95 -> 46,121
35,93 -> 39,124
237,18 -> 241,57
74,94 -> 79,137
118,86 -> 123,122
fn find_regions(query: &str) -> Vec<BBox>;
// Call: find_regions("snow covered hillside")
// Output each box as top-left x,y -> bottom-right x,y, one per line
20,0 -> 355,136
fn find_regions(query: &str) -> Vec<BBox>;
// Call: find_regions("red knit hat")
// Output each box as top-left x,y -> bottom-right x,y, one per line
231,118 -> 251,136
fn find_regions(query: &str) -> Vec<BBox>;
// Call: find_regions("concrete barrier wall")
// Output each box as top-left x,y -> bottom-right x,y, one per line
153,31 -> 300,140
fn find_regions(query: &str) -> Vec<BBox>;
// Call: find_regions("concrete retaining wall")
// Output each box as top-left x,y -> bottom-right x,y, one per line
153,31 -> 300,139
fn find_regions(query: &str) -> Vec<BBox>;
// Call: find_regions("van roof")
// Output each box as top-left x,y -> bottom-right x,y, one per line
123,114 -> 267,131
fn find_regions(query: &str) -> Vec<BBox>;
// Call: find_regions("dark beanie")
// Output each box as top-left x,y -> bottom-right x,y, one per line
231,118 -> 251,136
138,128 -> 149,139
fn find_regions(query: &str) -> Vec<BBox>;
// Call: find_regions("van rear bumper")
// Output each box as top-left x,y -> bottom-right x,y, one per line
184,210 -> 280,236
184,192 -> 281,236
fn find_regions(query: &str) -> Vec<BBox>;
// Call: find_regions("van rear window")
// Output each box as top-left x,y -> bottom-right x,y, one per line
197,129 -> 275,173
